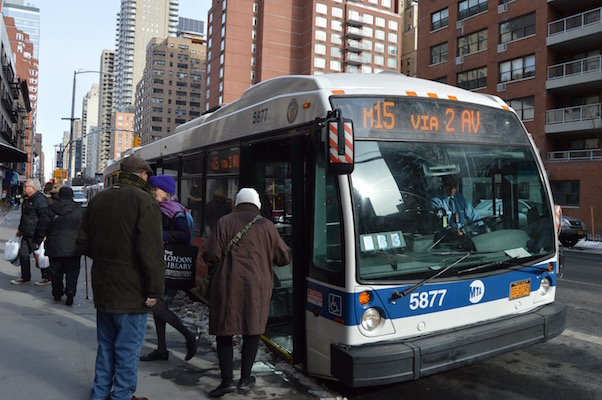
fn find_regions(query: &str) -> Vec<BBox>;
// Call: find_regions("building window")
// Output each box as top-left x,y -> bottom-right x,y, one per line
375,30 -> 385,40
331,33 -> 342,44
315,44 -> 326,55
457,29 -> 488,56
508,96 -> 535,121
458,0 -> 488,21
316,3 -> 328,14
374,55 -> 385,65
499,12 -> 536,44
332,7 -> 343,18
457,66 -> 487,90
387,58 -> 397,68
316,30 -> 327,41
330,60 -> 342,71
551,181 -> 580,207
430,42 -> 448,65
316,16 -> 327,28
431,8 -> 449,31
331,47 -> 342,58
499,54 -> 535,83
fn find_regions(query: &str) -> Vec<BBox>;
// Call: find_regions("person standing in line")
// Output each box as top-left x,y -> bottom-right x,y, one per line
38,186 -> 84,305
77,156 -> 165,400
11,178 -> 52,286
204,188 -> 231,235
203,188 -> 291,398
140,174 -> 200,362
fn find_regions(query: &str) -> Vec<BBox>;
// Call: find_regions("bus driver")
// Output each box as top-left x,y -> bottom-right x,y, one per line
431,175 -> 480,235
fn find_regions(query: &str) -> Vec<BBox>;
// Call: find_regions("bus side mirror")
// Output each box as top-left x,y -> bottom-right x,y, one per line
324,108 -> 354,175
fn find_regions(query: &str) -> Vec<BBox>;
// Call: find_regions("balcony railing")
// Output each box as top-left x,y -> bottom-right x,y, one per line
546,103 -> 601,125
547,55 -> 601,80
547,149 -> 602,162
548,6 -> 601,36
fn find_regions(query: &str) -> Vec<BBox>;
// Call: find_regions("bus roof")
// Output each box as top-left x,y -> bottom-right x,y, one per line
131,72 -> 511,162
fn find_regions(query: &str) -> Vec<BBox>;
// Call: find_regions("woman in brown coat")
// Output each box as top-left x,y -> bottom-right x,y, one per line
203,188 -> 290,398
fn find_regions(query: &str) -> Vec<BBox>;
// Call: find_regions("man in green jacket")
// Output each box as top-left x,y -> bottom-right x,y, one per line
77,155 -> 164,400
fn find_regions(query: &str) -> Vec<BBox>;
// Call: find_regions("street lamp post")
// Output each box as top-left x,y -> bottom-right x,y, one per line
62,69 -> 110,185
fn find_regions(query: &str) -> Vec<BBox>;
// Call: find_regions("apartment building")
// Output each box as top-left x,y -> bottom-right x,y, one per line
3,15 -> 37,179
204,0 -> 408,111
114,0 -> 178,113
97,49 -> 116,173
417,0 -> 602,233
134,36 -> 206,145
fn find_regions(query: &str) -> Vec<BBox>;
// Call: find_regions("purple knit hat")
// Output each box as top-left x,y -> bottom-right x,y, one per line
149,174 -> 176,196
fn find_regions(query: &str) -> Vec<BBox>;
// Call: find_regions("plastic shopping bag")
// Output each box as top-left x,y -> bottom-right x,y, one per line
3,236 -> 21,262
34,241 -> 50,269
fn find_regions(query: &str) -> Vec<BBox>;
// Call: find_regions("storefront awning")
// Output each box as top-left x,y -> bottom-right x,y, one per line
0,137 -> 28,163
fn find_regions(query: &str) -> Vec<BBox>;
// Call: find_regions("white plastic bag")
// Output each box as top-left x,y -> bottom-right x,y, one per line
4,236 -> 21,262
35,241 -> 50,269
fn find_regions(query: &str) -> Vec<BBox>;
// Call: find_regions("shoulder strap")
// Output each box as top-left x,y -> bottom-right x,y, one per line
223,214 -> 262,256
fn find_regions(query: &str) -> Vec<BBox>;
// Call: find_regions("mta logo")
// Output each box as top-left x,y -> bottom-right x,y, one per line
469,280 -> 485,304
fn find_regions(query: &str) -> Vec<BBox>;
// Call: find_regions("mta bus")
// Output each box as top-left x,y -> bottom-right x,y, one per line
107,73 -> 565,387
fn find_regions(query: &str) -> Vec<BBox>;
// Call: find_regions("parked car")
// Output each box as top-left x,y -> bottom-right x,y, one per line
559,215 -> 587,247
474,198 -> 541,228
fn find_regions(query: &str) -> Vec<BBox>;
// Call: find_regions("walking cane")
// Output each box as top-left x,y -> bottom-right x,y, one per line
84,256 -> 89,299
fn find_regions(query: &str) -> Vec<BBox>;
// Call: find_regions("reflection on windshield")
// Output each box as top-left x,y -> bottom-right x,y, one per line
351,141 -> 555,281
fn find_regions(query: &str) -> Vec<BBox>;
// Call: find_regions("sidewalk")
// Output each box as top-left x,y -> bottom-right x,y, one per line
0,208 -> 325,400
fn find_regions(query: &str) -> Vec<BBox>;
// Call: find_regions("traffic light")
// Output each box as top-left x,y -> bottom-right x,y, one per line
133,135 -> 141,147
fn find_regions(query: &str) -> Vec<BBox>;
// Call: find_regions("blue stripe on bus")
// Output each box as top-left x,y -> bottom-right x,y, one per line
305,262 -> 557,326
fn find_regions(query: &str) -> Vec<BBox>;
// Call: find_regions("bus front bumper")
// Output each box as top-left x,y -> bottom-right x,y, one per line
331,302 -> 566,387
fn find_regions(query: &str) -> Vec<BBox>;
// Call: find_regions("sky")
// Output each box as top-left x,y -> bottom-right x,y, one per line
35,0 -> 212,181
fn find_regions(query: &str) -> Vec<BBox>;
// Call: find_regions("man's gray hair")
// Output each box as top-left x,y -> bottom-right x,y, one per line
25,178 -> 41,191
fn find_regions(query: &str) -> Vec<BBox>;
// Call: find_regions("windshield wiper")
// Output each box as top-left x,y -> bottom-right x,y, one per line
457,254 -> 548,275
390,251 -> 471,303
456,256 -> 519,275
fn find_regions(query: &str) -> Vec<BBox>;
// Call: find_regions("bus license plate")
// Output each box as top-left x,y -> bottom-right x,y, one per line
509,279 -> 531,300
577,230 -> 583,235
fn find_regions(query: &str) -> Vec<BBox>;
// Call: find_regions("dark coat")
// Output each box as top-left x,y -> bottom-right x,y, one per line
76,173 -> 165,313
203,203 -> 290,336
18,190 -> 50,244
42,198 -> 83,258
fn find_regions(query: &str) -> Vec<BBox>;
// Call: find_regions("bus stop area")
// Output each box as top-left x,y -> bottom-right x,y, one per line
0,207 -> 332,400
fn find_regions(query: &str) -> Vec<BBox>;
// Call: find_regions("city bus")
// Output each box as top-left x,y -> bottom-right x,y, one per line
108,72 -> 565,387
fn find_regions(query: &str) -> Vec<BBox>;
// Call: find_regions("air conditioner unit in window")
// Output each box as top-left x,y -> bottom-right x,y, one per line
497,83 -> 506,92
456,20 -> 464,30
497,43 -> 507,53
498,4 -> 508,14
456,56 -> 464,65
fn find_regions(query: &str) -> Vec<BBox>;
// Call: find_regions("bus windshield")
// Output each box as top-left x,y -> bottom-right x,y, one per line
348,138 -> 554,282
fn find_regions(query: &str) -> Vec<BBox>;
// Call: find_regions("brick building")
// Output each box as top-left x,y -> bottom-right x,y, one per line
204,0 -> 415,111
417,0 -> 602,235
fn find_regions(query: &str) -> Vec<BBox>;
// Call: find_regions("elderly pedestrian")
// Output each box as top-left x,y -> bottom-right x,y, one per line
203,188 -> 290,398
140,174 -> 200,362
38,186 -> 84,305
11,178 -> 52,285
77,155 -> 165,400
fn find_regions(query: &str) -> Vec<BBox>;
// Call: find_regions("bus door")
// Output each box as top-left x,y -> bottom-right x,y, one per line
245,135 -> 305,362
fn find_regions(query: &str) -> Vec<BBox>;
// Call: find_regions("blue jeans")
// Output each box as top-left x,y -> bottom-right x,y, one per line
90,310 -> 148,400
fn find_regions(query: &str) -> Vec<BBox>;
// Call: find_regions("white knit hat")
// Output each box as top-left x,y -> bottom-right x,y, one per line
235,188 -> 261,209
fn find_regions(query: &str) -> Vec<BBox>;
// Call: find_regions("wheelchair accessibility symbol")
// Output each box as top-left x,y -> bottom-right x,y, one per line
329,293 -> 342,317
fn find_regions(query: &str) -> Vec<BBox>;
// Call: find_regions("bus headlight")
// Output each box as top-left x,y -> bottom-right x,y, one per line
538,277 -> 551,297
361,308 -> 381,331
